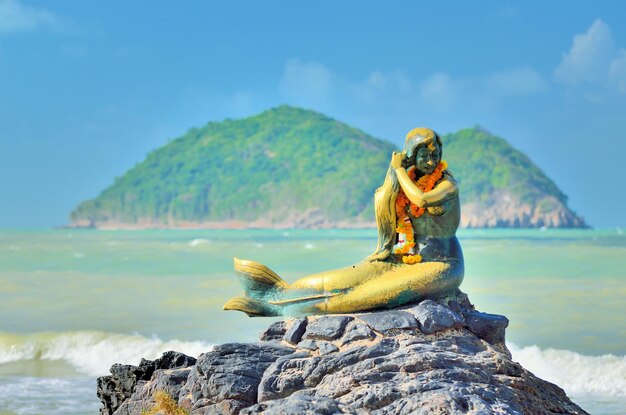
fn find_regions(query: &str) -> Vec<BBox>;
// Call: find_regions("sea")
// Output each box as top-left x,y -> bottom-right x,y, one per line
0,228 -> 624,415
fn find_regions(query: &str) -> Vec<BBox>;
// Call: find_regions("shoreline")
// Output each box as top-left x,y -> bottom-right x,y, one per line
63,221 -> 591,230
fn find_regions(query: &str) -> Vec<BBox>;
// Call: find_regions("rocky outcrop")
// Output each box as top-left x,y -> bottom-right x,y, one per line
97,291 -> 587,414
97,351 -> 197,415
461,191 -> 586,228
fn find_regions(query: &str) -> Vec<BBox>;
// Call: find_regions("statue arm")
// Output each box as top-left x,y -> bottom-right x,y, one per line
395,168 -> 458,207
423,179 -> 458,206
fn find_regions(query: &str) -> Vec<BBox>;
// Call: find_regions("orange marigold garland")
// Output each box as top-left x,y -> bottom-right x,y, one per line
394,160 -> 448,264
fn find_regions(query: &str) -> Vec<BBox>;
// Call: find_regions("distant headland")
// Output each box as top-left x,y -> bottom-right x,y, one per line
70,106 -> 586,229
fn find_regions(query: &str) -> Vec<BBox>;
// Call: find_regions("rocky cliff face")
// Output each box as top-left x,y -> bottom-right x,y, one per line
97,291 -> 587,415
461,191 -> 586,228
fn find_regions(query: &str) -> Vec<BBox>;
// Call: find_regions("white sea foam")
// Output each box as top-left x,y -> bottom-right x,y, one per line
304,242 -> 315,249
1,331 -> 624,411
0,376 -> 99,415
189,238 -> 212,246
0,331 -> 213,376
509,342 -> 626,398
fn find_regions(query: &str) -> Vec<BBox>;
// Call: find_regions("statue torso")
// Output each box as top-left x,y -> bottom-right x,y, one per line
408,172 -> 462,264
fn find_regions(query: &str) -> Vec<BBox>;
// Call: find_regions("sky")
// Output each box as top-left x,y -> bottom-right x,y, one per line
1,1 -> 625,228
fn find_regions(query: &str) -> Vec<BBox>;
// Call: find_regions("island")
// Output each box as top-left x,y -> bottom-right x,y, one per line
71,106 -> 586,229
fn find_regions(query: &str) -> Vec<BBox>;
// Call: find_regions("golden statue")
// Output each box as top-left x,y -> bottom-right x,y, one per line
224,127 -> 464,316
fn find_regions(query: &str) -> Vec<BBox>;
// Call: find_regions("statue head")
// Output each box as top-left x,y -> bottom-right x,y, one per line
403,127 -> 442,175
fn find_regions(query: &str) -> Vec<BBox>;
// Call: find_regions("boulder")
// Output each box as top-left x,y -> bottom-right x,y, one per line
97,351 -> 196,415
409,299 -> 464,334
283,317 -> 308,344
463,310 -> 509,346
97,293 -> 587,415
302,315 -> 353,341
357,310 -> 418,333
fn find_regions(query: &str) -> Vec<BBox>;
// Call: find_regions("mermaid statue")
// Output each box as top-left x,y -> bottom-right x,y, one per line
223,127 -> 464,317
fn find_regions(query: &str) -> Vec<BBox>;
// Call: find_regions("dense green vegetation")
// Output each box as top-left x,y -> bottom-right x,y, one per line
70,106 -> 570,226
443,127 -> 567,206
71,106 -> 396,225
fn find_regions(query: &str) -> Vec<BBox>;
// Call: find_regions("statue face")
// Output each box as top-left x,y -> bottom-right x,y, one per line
414,143 -> 441,174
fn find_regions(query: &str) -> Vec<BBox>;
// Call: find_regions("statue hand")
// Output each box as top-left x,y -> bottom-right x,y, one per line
391,152 -> 405,169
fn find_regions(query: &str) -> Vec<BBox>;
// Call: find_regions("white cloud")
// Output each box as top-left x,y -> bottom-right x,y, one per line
555,19 -> 614,85
554,18 -> 626,94
279,59 -> 333,106
609,50 -> 626,94
365,70 -> 411,93
0,0 -> 61,33
350,70 -> 413,106
419,73 -> 458,111
486,67 -> 547,96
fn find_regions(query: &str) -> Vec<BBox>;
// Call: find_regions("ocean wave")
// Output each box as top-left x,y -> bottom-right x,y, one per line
0,376 -> 99,415
189,238 -> 212,246
1,331 -> 624,401
509,342 -> 626,398
0,331 -> 213,377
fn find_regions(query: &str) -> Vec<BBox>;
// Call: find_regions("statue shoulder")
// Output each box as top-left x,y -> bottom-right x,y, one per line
442,170 -> 458,187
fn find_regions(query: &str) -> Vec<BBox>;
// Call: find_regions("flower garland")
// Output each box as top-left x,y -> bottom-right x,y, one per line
393,160 -> 447,264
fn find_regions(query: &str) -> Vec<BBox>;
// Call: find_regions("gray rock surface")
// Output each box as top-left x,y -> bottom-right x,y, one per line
357,310 -> 418,333
463,310 -> 509,346
410,299 -> 464,334
283,317 -> 308,344
98,292 -> 588,415
259,320 -> 287,341
178,342 -> 293,414
97,351 -> 196,415
340,322 -> 375,345
303,315 -> 353,341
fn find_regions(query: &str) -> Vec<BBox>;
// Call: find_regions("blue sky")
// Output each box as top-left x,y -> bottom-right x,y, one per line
1,1 -> 625,227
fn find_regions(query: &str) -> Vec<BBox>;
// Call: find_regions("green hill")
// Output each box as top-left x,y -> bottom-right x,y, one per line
70,106 -> 586,228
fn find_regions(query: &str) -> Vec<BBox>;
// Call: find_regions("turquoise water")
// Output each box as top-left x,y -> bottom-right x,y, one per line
0,228 -> 624,414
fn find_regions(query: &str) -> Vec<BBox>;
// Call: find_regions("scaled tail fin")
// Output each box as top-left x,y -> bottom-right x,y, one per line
233,257 -> 288,296
223,296 -> 279,317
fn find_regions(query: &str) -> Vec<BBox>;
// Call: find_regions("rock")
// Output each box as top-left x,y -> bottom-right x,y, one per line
297,339 -> 318,351
283,317 -> 307,344
259,320 -> 287,341
178,342 -> 293,413
410,299 -> 464,334
113,367 -> 193,415
318,342 -> 339,355
357,310 -> 418,333
303,315 -> 353,341
97,293 -> 587,415
340,322 -> 375,345
464,310 -> 509,346
242,394 -> 356,414
97,351 -> 196,415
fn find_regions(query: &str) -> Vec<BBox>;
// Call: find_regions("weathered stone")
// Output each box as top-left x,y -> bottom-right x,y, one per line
318,341 -> 339,355
242,394 -> 357,414
464,310 -> 509,346
340,322 -> 375,345
259,320 -> 287,341
283,317 -> 308,344
178,342 -> 293,413
410,299 -> 464,334
303,315 -> 353,341
114,367 -> 193,415
438,288 -> 474,313
357,310 -> 418,333
97,351 -> 196,415
297,339 -> 318,351
98,293 -> 587,415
